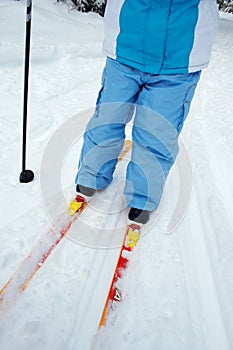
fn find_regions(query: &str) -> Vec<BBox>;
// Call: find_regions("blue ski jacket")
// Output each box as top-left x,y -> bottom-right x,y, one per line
103,0 -> 219,74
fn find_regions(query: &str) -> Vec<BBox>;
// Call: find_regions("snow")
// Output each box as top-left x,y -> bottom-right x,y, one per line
0,1 -> 233,349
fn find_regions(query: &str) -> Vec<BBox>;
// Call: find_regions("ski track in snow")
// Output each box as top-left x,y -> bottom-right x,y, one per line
0,1 -> 233,349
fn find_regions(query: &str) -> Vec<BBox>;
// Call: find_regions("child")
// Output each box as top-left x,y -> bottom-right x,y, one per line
74,0 -> 219,224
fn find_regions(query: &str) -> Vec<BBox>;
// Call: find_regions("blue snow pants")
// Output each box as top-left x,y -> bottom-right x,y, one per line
76,58 -> 201,211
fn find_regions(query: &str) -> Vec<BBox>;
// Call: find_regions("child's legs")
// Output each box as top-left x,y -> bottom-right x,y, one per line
76,58 -> 141,190
125,71 -> 201,211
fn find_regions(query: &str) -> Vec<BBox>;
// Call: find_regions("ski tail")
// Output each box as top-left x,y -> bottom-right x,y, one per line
0,140 -> 132,309
98,222 -> 141,328
0,201 -> 87,309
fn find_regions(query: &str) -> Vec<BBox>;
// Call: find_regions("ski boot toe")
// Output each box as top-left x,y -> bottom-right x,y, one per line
76,184 -> 96,198
128,207 -> 150,225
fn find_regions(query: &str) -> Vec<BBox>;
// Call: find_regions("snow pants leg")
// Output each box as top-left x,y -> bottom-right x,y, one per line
75,58 -> 201,211
125,72 -> 201,211
76,58 -> 140,190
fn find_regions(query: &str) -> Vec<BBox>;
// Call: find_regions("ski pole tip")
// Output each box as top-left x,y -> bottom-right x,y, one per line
19,169 -> 34,183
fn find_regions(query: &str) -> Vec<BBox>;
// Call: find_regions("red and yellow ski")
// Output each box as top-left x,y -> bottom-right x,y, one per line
99,223 -> 141,327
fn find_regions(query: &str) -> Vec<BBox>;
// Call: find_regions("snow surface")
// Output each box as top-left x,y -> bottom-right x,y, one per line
0,1 -> 233,349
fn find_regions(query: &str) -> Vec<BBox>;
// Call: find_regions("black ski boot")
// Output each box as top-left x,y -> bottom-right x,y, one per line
76,184 -> 96,198
128,207 -> 150,225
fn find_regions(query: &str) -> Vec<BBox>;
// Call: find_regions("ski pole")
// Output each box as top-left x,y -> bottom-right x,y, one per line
19,0 -> 34,183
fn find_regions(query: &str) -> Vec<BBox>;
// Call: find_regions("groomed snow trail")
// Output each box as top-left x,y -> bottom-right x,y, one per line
0,2 -> 233,350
